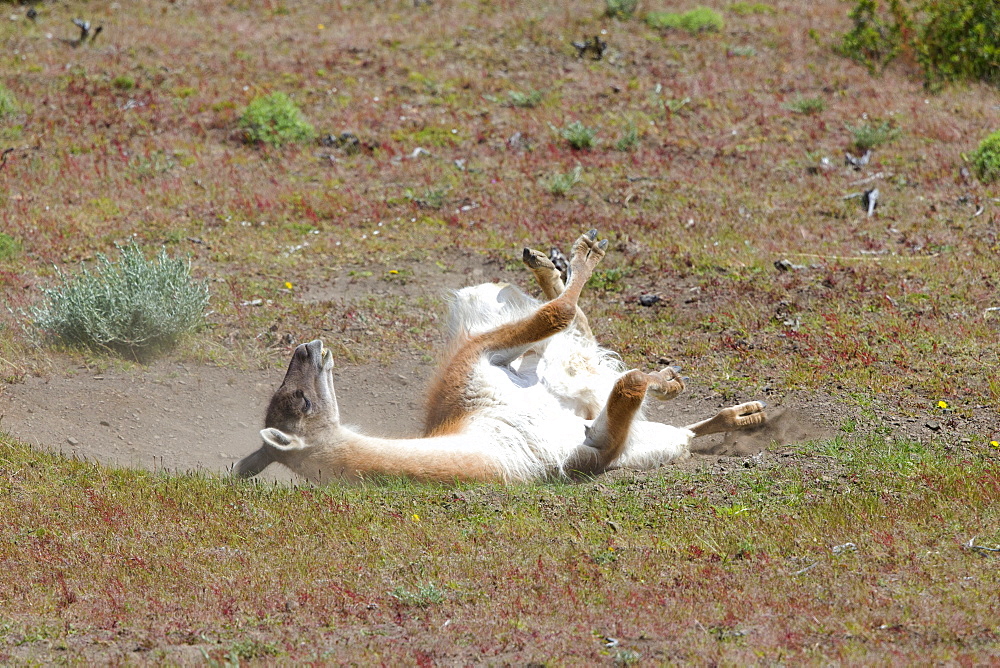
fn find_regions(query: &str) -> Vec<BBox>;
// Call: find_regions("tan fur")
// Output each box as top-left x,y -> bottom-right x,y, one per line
334,434 -> 500,482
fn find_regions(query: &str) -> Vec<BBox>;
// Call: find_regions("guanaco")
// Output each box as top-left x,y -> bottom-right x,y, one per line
234,230 -> 766,484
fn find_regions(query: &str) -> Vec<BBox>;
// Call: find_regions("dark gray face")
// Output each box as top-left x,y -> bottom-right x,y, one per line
264,340 -> 338,434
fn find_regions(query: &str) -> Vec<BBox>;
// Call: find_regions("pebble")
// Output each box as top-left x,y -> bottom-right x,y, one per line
638,294 -> 660,307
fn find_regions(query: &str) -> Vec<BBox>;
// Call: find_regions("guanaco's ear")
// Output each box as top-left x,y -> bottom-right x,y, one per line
260,427 -> 305,451
233,447 -> 273,478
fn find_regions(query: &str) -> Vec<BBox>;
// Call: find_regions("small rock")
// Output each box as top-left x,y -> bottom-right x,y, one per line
67,437 -> 80,446
638,294 -> 660,307
774,258 -> 806,272
862,188 -> 879,217
99,420 -> 111,427
832,542 -> 857,555
926,421 -> 941,431
845,149 -> 872,170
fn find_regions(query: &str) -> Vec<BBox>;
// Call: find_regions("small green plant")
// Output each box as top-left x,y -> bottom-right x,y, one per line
615,125 -> 639,151
393,125 -> 460,147
917,0 -> 1000,87
614,649 -> 642,666
390,583 -> 444,607
728,1 -> 775,15
646,7 -> 724,33
836,0 -> 905,75
727,45 -> 757,57
112,75 -> 136,91
587,267 -> 626,292
543,165 -> 582,196
506,89 -> 543,108
845,119 -> 900,151
0,232 -> 20,261
238,92 -> 316,147
593,548 -> 619,565
562,121 -> 597,150
605,0 -> 640,20
0,84 -> 17,117
32,242 -> 209,360
836,0 -> 998,87
229,639 -> 282,660
970,130 -> 1000,183
664,96 -> 691,113
783,95 -> 826,115
405,186 -> 449,209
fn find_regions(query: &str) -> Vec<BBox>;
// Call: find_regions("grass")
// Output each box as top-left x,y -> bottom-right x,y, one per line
727,44 -> 757,57
0,232 -> 20,261
646,7 -> 725,33
605,0 -> 640,20
728,1 -> 775,15
0,84 -> 17,117
0,0 -> 999,661
1,432 -> 998,662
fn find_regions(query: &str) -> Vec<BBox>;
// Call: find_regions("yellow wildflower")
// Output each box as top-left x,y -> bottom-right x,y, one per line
284,281 -> 293,290
937,400 -> 948,409
412,514 -> 420,522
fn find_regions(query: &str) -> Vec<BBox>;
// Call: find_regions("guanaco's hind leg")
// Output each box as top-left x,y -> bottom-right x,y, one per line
565,367 -> 685,475
425,230 -> 608,436
523,247 -> 594,339
685,401 -> 767,437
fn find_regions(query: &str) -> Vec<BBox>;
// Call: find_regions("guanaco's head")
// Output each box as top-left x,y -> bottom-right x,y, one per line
233,339 -> 340,478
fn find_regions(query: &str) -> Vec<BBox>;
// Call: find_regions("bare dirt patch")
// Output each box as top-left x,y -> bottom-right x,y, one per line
0,355 -> 431,483
1,355 -> 833,481
0,341 -> 835,486
1,248 -> 989,482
